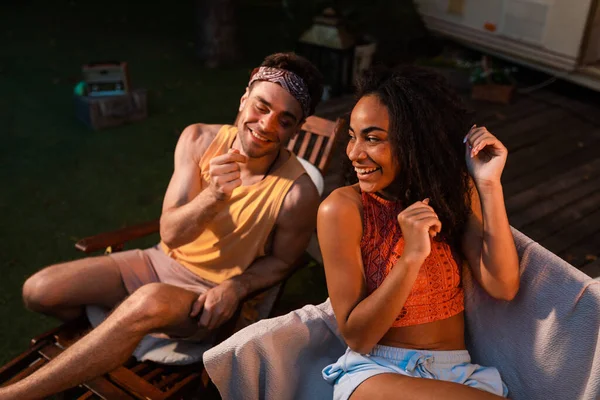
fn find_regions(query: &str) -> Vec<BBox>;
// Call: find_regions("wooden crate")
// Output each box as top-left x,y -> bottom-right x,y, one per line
83,62 -> 131,97
74,88 -> 147,130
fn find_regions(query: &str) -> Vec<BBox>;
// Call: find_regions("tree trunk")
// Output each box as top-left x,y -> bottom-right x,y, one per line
195,0 -> 240,68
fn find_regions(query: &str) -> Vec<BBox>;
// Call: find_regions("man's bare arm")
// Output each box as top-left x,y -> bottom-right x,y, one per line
160,124 -> 246,249
190,174 -> 320,330
229,174 -> 321,297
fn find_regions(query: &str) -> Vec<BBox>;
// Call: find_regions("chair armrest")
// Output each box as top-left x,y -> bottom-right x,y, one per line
75,219 -> 160,254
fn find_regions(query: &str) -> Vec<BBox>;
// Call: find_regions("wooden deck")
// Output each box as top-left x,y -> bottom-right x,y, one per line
314,87 -> 600,278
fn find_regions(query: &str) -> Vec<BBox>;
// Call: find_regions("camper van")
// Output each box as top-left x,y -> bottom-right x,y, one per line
415,0 -> 600,91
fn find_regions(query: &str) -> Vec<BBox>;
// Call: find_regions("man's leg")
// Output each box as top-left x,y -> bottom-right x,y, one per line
22,255 -> 129,321
0,283 -> 204,400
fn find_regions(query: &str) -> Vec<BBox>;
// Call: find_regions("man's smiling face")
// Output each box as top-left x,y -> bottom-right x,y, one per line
237,81 -> 303,159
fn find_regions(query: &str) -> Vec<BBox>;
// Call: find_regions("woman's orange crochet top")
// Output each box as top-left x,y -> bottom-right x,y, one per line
360,192 -> 464,327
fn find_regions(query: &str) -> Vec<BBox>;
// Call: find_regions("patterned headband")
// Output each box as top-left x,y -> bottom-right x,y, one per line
249,66 -> 312,118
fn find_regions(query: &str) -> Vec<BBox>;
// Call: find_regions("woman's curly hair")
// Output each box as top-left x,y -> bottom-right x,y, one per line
347,65 -> 474,251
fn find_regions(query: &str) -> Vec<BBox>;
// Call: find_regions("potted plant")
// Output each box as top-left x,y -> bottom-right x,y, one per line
470,56 -> 517,104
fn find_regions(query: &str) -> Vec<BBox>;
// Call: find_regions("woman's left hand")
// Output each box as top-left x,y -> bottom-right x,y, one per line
464,125 -> 507,185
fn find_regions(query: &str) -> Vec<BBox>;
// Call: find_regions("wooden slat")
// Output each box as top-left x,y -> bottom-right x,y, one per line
318,134 -> 336,172
141,366 -> 165,382
154,372 -> 184,390
503,111 -> 579,153
287,115 -> 336,163
128,364 -> 203,398
30,324 -> 65,346
107,367 -> 166,400
2,357 -> 47,387
503,120 -> 599,182
579,258 -> 600,278
129,361 -> 152,375
527,90 -> 600,126
510,174 -> 600,229
296,130 -> 312,160
523,187 -> 600,242
506,158 -> 600,213
557,217 -> 600,268
75,219 -> 160,254
37,343 -> 134,400
466,98 -> 513,126
293,115 -> 339,173
503,136 -> 600,198
492,107 -> 569,143
302,115 -> 336,136
308,135 -> 325,165
76,391 -> 96,400
535,203 -> 600,255
558,237 -> 600,269
36,341 -> 64,361
84,376 -> 136,400
0,339 -> 50,384
319,119 -> 344,173
476,97 -> 549,129
286,133 -> 299,153
161,370 -> 202,399
200,368 -> 211,389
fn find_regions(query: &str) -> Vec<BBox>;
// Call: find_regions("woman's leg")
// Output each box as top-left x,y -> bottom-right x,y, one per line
351,373 -> 507,400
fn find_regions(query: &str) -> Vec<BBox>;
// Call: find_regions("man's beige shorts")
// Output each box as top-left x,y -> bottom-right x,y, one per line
108,245 -> 216,296
109,245 -> 267,335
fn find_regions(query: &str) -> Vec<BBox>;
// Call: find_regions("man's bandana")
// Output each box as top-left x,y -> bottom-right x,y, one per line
249,66 -> 311,118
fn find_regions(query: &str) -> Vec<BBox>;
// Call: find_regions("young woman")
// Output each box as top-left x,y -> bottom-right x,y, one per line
319,66 -> 520,400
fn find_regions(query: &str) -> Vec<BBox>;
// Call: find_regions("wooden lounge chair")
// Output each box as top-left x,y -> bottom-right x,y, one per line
0,115 -> 343,400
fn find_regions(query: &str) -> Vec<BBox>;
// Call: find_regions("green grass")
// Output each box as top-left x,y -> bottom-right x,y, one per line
0,0 -> 328,364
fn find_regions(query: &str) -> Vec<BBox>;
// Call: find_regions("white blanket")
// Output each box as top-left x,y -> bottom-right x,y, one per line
204,228 -> 600,400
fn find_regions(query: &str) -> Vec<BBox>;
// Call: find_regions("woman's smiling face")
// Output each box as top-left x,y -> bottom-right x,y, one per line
347,95 -> 399,195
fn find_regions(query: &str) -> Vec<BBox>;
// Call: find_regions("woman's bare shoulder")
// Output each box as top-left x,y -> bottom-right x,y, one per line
319,184 -> 362,220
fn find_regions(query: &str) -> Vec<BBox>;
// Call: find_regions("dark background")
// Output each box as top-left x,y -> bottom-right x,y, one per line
0,0 -> 434,363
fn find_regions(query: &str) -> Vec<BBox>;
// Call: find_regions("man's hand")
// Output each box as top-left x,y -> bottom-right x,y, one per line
208,149 -> 248,201
189,280 -> 245,330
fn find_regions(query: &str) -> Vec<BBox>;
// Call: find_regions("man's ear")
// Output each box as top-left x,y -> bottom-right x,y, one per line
239,87 -> 250,111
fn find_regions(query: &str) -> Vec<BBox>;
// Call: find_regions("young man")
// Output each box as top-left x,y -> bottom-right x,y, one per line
2,53 -> 323,399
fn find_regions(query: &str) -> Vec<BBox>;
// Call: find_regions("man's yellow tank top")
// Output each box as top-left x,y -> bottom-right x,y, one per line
160,125 -> 307,284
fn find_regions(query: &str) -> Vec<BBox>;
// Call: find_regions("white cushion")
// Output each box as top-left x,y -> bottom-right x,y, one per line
86,305 -> 210,365
297,157 -> 324,196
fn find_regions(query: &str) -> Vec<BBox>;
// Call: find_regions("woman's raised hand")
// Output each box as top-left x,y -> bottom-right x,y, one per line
464,125 -> 508,186
397,199 -> 441,263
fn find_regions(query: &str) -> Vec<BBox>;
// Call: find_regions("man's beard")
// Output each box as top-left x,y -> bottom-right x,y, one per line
239,126 -> 279,159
